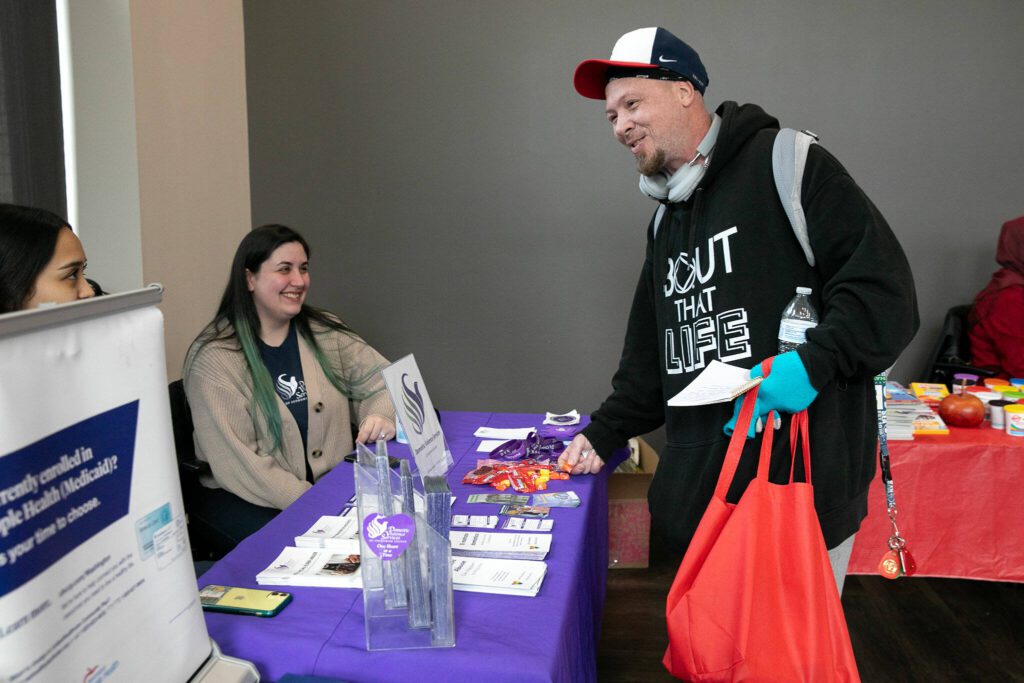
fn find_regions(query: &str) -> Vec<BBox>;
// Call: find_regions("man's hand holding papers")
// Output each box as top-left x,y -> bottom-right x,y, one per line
667,360 -> 763,407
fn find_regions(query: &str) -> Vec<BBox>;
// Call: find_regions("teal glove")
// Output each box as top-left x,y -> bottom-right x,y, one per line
723,351 -> 819,438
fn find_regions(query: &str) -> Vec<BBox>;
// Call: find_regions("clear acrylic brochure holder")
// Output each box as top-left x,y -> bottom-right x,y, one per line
354,440 -> 454,650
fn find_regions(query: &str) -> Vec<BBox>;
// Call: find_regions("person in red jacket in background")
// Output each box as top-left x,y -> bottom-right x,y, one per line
969,216 -> 1024,378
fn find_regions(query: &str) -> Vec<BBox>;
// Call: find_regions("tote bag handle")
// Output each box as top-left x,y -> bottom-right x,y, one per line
713,358 -> 815,498
789,408 -> 812,484
713,357 -> 774,501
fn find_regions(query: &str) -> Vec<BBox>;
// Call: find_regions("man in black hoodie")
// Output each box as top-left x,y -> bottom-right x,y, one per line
558,27 -> 918,585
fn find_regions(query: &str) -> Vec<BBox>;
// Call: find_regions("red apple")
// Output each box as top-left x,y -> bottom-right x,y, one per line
938,393 -> 986,428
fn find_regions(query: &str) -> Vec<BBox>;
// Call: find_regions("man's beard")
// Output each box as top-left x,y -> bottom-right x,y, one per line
636,147 -> 666,176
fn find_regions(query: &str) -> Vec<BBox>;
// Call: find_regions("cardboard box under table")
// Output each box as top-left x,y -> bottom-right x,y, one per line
608,438 -> 660,568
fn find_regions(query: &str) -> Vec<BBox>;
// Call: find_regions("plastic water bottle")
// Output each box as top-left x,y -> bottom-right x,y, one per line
778,287 -> 818,353
394,413 -> 408,444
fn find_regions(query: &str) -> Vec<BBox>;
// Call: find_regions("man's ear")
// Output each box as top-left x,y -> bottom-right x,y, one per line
674,80 -> 697,107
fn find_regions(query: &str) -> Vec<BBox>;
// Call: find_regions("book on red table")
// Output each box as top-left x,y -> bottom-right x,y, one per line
909,409 -> 950,435
885,381 -> 919,403
910,382 -> 950,403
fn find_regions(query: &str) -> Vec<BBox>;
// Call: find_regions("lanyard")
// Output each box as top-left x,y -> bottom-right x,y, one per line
874,374 -> 896,511
875,373 -> 916,577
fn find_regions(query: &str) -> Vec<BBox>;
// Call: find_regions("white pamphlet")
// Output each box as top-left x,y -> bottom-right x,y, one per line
256,543 -> 363,588
449,531 -> 551,561
452,514 -> 499,529
472,427 -> 536,439
501,517 -> 553,532
295,515 -> 359,548
451,556 -> 548,597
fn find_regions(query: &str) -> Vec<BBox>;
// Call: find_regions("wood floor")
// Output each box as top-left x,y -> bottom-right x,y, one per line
597,536 -> 1024,682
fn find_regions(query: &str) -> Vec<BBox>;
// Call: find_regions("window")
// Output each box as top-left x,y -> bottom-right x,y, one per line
0,0 -> 67,217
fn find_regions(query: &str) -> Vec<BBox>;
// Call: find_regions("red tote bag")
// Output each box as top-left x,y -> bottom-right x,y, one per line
663,361 -> 860,682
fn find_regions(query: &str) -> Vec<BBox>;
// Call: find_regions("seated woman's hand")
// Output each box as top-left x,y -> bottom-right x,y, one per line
356,415 -> 396,443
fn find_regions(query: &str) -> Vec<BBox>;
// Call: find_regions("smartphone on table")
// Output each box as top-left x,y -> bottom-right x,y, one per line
199,585 -> 292,617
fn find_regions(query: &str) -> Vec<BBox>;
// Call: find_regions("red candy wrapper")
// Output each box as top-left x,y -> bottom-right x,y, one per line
461,459 -> 569,492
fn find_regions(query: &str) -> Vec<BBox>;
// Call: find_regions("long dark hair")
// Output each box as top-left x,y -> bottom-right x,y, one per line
0,203 -> 71,313
186,224 -> 382,449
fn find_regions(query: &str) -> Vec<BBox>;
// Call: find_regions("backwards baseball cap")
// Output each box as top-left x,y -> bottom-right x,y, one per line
573,27 -> 708,100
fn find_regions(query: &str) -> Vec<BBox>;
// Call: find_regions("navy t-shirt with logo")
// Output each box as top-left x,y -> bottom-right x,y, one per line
259,322 -> 313,483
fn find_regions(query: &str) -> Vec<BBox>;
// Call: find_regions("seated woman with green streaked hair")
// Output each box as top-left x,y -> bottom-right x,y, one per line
183,224 -> 394,533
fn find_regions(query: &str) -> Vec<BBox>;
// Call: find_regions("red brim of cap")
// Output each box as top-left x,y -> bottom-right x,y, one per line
573,59 -> 659,100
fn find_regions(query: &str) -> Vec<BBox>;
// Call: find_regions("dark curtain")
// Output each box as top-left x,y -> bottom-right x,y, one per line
0,0 -> 66,218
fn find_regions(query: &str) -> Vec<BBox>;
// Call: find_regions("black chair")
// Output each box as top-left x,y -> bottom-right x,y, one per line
168,379 -> 219,560
168,379 -> 281,562
922,305 -> 996,389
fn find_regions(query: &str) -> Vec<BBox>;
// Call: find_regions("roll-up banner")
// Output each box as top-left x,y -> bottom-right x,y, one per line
0,287 -> 210,682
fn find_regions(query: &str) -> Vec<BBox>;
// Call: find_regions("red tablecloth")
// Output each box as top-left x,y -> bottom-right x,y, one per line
848,425 -> 1024,582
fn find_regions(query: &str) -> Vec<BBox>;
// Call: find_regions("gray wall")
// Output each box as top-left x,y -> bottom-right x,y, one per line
243,1 -> 1024,444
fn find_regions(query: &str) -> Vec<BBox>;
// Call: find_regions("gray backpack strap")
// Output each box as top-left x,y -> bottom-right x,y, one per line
652,203 -> 667,238
772,128 -> 818,267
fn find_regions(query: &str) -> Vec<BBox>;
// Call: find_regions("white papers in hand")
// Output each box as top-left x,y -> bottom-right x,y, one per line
667,360 -> 763,407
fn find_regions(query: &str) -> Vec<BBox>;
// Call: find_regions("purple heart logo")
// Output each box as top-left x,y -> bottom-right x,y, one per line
362,512 -> 415,560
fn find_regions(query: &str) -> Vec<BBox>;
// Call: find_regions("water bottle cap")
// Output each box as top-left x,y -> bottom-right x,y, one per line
795,287 -> 812,295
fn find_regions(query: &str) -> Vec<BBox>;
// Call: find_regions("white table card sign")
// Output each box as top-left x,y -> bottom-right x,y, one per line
381,354 -> 453,479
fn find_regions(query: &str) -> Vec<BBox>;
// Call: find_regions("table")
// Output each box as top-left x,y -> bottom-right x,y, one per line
199,412 -> 624,683
848,425 -> 1024,582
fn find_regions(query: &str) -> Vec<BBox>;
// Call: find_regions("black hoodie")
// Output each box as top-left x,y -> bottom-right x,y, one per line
583,101 -> 919,552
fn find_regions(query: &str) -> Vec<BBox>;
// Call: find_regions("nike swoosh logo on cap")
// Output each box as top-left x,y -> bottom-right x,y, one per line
659,56 -> 677,63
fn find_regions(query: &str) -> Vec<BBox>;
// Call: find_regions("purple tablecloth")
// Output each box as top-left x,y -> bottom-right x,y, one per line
200,412 -> 624,683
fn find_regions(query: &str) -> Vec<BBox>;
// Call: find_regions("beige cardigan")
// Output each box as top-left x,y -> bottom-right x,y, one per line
183,322 -> 394,509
